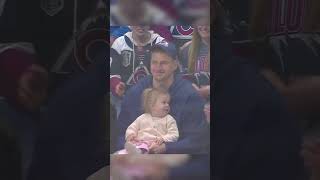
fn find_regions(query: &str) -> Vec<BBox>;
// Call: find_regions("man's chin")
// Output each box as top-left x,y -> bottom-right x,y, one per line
153,76 -> 164,81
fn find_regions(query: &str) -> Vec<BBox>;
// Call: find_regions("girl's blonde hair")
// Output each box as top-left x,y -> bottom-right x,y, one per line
142,88 -> 170,114
187,28 -> 211,73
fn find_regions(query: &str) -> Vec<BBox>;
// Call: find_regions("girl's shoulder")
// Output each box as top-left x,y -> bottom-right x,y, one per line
136,113 -> 152,120
165,114 -> 176,122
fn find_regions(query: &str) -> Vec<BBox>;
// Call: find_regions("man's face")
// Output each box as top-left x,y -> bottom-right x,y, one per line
131,26 -> 150,37
150,52 -> 177,82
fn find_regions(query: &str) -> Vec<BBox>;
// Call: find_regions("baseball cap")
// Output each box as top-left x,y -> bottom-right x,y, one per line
151,41 -> 178,60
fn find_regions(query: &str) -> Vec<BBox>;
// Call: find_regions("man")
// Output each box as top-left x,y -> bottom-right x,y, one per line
110,25 -> 165,116
115,41 -> 209,154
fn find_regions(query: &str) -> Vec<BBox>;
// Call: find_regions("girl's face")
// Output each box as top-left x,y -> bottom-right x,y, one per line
151,94 -> 170,118
197,25 -> 210,39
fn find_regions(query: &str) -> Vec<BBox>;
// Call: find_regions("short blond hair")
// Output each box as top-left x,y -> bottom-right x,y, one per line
142,88 -> 170,114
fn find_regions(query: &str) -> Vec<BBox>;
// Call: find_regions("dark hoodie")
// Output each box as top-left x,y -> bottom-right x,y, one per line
212,32 -> 306,180
28,49 -> 107,180
0,48 -> 40,180
116,74 -> 210,154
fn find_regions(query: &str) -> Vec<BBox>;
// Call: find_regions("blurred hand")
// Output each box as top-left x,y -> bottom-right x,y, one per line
204,103 -> 210,123
192,84 -> 210,99
111,155 -> 169,180
115,82 -> 126,97
127,134 -> 137,142
149,143 -> 166,154
155,137 -> 164,145
302,137 -> 320,179
17,64 -> 48,111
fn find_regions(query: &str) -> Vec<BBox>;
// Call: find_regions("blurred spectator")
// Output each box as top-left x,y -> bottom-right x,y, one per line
213,40 -> 306,180
261,35 -> 320,179
250,2 -> 320,180
110,26 -> 173,46
170,25 -> 194,49
0,45 -> 48,180
180,25 -> 210,99
302,135 -> 320,180
110,26 -> 165,116
212,0 -> 306,179
28,49 -> 107,180
110,0 -> 174,25
110,154 -> 209,180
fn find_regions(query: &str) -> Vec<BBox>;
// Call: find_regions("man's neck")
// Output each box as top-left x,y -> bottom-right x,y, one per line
152,77 -> 174,91
133,33 -> 151,46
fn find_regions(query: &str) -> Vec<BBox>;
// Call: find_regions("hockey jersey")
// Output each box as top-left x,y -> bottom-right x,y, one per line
110,31 -> 165,95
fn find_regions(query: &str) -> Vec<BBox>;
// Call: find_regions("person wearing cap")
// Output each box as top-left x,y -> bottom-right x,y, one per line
115,41 -> 209,154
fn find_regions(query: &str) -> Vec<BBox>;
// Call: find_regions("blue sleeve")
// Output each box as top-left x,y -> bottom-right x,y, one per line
115,89 -> 140,150
165,92 -> 210,154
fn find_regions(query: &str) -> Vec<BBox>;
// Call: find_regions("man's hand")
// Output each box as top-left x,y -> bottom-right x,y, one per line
204,103 -> 210,123
115,82 -> 126,97
155,137 -> 164,145
111,155 -> 169,180
17,64 -> 48,111
149,142 -> 166,154
192,84 -> 210,99
302,137 -> 320,179
126,134 -> 137,142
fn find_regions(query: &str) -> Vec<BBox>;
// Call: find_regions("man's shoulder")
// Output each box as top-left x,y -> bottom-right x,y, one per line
125,76 -> 152,96
111,34 -> 133,52
171,76 -> 203,101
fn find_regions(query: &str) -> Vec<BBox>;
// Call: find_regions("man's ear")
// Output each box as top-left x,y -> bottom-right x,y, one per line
173,60 -> 179,71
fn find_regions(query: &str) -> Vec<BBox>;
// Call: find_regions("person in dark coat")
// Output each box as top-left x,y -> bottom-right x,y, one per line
28,49 -> 107,180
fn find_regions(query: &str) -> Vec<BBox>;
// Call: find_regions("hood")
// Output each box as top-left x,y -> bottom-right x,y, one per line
124,31 -> 163,46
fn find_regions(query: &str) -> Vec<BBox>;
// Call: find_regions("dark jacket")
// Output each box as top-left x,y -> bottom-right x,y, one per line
116,75 -> 210,154
212,36 -> 306,180
28,50 -> 107,180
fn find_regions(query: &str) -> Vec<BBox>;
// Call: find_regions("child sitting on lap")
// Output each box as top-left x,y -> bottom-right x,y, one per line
120,88 -> 179,154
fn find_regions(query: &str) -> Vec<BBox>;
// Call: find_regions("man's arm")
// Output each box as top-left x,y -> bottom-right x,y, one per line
165,94 -> 210,154
116,90 -> 140,150
229,94 -> 306,180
